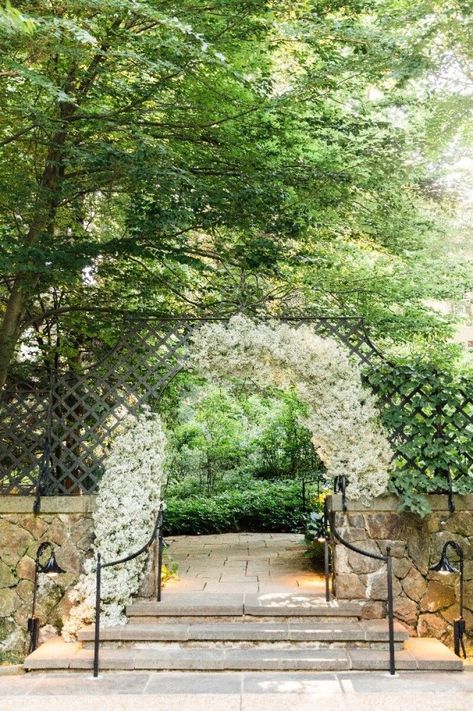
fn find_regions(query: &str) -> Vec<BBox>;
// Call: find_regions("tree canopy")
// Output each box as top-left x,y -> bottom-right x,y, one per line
1,1 -> 473,386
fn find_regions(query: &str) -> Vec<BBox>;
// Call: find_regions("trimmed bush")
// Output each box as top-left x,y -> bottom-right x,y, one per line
163,480 -> 310,535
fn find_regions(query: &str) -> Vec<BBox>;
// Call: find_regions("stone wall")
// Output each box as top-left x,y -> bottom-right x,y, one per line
330,494 -> 473,644
0,496 -> 95,659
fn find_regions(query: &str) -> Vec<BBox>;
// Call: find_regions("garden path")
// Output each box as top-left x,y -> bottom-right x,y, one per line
163,532 -> 325,595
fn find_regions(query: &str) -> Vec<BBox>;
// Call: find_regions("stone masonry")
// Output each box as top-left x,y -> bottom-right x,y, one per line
0,496 -> 94,658
2,492 -> 473,659
331,494 -> 473,645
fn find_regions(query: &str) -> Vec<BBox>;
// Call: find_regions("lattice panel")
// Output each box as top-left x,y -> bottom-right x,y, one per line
365,366 -> 473,496
0,318 -> 194,495
2,313 -> 471,499
0,388 -> 49,494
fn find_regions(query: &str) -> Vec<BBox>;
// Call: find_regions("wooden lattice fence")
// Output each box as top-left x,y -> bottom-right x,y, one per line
0,313 -> 471,511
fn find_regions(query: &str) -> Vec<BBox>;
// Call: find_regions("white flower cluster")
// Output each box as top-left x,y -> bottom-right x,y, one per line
63,411 -> 166,638
189,315 -> 393,500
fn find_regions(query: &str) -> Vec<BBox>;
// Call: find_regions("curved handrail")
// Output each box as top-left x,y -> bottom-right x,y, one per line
323,495 -> 396,675
330,524 -> 387,562
101,505 -> 163,569
93,503 -> 164,677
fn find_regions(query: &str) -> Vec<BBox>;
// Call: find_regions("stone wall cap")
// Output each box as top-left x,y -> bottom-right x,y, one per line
329,493 -> 473,513
0,495 -> 96,514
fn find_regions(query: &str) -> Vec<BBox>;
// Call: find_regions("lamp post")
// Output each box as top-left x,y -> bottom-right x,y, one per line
28,541 -> 65,653
430,540 -> 466,658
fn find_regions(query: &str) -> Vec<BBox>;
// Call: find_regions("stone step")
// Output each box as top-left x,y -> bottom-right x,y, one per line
79,619 -> 409,649
24,637 -> 463,672
127,593 -> 364,620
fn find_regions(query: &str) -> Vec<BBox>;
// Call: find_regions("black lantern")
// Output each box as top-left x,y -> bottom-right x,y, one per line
28,541 -> 65,653
430,540 -> 466,658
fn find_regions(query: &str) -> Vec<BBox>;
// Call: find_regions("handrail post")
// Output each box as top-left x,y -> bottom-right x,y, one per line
93,552 -> 101,678
157,506 -> 164,602
323,498 -> 330,602
386,546 -> 396,675
324,536 -> 330,602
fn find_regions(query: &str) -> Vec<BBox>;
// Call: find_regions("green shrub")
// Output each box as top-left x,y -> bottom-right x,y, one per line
163,480 -> 314,535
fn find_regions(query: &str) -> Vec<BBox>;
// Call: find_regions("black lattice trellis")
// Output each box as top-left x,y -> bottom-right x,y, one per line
1,313 -> 472,503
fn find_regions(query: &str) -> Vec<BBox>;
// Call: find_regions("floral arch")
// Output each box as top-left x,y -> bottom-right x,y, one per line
64,315 -> 393,636
189,315 -> 393,501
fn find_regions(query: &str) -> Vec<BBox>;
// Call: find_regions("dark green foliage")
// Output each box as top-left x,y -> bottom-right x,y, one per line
163,480 -> 312,535
367,362 -> 473,515
164,383 -> 325,497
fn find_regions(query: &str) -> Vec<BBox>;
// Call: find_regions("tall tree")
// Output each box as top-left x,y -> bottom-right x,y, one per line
1,1 -> 472,386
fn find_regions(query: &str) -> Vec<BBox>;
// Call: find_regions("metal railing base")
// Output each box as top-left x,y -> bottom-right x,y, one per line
93,503 -> 164,677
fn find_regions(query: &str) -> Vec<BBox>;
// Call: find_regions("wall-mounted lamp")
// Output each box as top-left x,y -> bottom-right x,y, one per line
430,540 -> 466,658
28,541 -> 65,653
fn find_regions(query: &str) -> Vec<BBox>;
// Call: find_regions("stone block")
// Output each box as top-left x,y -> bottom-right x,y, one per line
38,623 -> 59,645
463,560 -> 473,581
0,496 -> 94,514
425,512 -> 447,534
402,566 -> 427,601
420,580 -> 456,613
0,617 -> 15,643
333,545 -> 351,574
0,521 -> 33,566
334,573 -> 366,599
16,555 -> 35,581
440,602 -> 471,626
7,514 -> 49,539
347,541 -> 383,575
416,613 -> 448,640
55,542 -> 81,574
406,526 -> 430,575
347,513 -> 365,528
394,595 -> 418,627
0,560 -> 15,588
16,579 -> 34,602
366,513 -> 403,540
444,511 -> 473,537
337,526 -> 367,542
392,557 -> 411,580
70,517 -> 93,551
0,588 -> 19,616
366,568 -> 401,601
463,579 -> 473,610
360,600 -> 386,619
14,604 -> 31,627
46,517 -> 67,546
375,539 -> 406,558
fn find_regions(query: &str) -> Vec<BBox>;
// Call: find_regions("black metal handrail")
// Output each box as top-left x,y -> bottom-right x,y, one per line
93,502 -> 164,678
323,495 -> 396,676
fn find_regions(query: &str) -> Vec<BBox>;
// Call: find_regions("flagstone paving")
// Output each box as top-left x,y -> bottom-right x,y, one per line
163,532 -> 325,594
1,671 -> 473,711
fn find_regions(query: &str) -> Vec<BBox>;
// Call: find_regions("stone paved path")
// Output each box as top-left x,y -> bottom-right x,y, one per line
1,671 -> 473,710
163,532 -> 325,595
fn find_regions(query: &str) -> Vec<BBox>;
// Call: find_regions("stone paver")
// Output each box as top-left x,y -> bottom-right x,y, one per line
1,671 -> 473,711
164,533 -> 324,594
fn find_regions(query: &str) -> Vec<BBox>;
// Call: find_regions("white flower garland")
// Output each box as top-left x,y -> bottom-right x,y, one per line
63,411 -> 166,638
188,315 -> 393,500
64,316 -> 391,636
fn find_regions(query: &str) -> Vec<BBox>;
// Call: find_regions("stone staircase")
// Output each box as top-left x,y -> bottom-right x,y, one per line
24,593 -> 463,672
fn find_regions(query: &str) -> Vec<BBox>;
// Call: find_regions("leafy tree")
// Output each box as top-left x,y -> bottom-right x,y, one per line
1,0 -> 473,389
165,383 -> 323,503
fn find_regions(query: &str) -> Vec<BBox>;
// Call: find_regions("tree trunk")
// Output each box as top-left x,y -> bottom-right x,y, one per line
0,282 -> 26,389
0,113 -> 71,389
